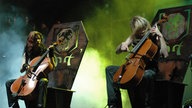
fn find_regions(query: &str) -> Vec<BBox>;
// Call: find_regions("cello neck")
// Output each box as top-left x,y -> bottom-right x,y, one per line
32,49 -> 49,72
131,21 -> 159,54
131,30 -> 151,54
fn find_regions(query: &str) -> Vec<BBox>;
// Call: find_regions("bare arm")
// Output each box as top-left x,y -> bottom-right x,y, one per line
151,24 -> 168,58
20,53 -> 29,73
48,45 -> 56,70
158,33 -> 169,58
116,35 -> 134,54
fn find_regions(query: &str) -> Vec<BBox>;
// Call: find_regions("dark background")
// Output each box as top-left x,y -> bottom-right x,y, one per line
1,0 -> 107,27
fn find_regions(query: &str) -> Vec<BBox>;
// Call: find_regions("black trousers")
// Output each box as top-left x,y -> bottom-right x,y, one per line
5,78 -> 48,108
105,65 -> 156,108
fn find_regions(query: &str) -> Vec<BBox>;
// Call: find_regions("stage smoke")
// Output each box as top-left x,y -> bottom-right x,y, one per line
0,3 -> 26,108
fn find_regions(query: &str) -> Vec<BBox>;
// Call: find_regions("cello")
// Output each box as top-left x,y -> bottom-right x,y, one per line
113,16 -> 168,88
10,43 -> 57,98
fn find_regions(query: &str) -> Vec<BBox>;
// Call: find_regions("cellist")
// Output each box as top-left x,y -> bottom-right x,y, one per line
5,31 -> 56,108
105,16 -> 168,108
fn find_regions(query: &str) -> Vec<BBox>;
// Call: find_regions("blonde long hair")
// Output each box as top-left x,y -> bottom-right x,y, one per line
130,16 -> 151,37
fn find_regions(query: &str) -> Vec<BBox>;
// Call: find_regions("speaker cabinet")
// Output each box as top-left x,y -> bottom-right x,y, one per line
46,87 -> 74,108
152,80 -> 185,108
